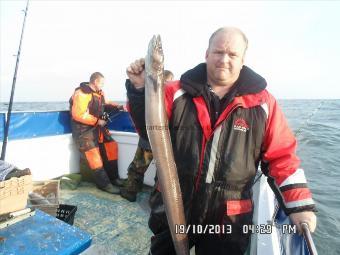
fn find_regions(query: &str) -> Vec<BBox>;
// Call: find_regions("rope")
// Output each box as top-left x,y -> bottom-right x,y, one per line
294,101 -> 324,138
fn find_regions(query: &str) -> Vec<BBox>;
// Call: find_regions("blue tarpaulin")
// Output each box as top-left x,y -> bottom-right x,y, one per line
0,111 -> 135,140
0,209 -> 92,255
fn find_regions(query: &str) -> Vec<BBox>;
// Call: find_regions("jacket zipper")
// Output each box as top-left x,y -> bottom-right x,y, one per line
194,104 -> 240,192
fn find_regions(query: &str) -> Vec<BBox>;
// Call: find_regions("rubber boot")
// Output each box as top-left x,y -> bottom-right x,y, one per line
112,178 -> 125,187
120,188 -> 137,202
102,183 -> 120,194
120,146 -> 151,202
120,170 -> 144,202
102,158 -> 125,187
93,169 -> 119,194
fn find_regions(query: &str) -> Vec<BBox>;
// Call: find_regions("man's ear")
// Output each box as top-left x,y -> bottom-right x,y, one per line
241,49 -> 247,64
205,49 -> 209,60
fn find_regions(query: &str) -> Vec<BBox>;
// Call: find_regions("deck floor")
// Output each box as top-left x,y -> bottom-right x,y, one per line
60,182 -> 153,255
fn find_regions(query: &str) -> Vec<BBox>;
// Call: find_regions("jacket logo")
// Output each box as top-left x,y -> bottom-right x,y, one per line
233,118 -> 249,132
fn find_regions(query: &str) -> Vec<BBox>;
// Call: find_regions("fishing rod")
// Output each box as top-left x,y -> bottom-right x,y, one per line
301,222 -> 318,255
1,0 -> 30,160
78,109 -> 123,139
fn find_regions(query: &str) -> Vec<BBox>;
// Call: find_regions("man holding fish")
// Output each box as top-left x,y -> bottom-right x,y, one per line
125,27 -> 317,255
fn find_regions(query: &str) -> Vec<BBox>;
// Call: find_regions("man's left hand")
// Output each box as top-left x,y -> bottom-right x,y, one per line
289,211 -> 317,234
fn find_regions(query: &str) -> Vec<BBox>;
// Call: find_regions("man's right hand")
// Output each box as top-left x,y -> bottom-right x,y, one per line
126,58 -> 145,89
97,119 -> 107,127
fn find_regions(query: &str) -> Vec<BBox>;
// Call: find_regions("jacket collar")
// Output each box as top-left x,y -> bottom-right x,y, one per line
180,63 -> 267,97
79,82 -> 102,94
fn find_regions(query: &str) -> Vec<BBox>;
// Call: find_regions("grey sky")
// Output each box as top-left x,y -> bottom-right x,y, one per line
1,0 -> 339,102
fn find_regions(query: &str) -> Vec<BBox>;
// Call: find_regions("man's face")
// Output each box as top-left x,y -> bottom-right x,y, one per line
205,32 -> 246,86
164,74 -> 174,82
94,77 -> 105,90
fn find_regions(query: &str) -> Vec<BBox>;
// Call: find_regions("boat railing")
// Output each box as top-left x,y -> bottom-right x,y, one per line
301,222 -> 318,255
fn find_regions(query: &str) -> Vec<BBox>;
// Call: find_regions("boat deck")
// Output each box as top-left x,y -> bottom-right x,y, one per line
60,182 -> 153,255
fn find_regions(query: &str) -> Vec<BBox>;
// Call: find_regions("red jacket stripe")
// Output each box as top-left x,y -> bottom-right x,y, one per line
192,96 -> 212,139
225,199 -> 253,216
282,187 -> 312,203
164,81 -> 181,120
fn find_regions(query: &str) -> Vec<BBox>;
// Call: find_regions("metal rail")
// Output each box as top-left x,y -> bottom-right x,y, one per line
301,222 -> 318,255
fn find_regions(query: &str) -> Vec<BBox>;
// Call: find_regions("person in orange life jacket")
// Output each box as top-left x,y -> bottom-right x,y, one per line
125,27 -> 317,254
70,72 -> 125,194
121,70 -> 174,202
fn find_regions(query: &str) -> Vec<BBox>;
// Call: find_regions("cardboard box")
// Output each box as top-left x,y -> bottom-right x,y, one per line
0,175 -> 33,215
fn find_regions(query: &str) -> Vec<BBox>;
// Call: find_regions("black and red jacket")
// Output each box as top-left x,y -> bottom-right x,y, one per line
126,63 -> 316,240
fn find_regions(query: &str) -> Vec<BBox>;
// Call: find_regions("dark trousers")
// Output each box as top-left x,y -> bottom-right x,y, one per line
76,128 -> 119,188
149,229 -> 248,255
125,146 -> 153,192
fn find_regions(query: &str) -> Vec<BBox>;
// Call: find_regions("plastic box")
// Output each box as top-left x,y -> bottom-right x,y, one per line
0,175 -> 33,215
56,204 -> 77,225
28,180 -> 60,216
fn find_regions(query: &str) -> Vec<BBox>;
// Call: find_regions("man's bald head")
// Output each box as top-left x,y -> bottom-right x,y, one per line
208,27 -> 248,52
205,27 -> 248,89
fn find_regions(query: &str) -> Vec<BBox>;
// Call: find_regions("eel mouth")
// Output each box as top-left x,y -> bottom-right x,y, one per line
149,35 -> 164,72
